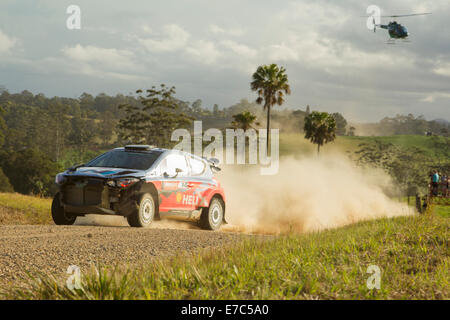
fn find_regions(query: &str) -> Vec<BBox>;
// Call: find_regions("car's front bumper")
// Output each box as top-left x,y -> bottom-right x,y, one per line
59,177 -> 118,215
59,176 -> 139,217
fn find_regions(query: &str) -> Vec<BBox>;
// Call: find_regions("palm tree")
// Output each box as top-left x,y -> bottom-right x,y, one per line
251,64 -> 291,150
231,111 -> 259,130
304,111 -> 336,154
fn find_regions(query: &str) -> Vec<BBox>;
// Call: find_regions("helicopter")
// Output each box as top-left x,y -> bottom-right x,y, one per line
367,13 -> 431,44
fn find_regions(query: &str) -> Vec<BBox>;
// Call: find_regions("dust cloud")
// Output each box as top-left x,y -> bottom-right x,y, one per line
75,214 -> 201,230
220,156 -> 413,235
76,215 -> 128,227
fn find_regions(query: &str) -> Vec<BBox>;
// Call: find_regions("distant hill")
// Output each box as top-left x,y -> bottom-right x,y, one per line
432,119 -> 449,126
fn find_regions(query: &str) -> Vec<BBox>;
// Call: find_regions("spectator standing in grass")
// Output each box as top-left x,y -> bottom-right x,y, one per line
431,170 -> 440,196
442,174 -> 449,197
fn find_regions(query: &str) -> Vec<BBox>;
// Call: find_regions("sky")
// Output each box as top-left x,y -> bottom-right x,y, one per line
0,0 -> 449,122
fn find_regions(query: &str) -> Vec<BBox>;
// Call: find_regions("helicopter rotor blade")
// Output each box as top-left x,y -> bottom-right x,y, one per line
380,13 -> 431,18
361,12 -> 431,18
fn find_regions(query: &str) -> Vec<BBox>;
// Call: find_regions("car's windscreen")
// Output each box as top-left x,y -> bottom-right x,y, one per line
85,150 -> 162,170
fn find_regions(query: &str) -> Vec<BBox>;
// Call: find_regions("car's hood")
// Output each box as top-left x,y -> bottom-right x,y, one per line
64,167 -> 145,179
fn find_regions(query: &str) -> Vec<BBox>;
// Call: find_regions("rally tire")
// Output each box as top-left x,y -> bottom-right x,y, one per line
51,193 -> 77,225
200,197 -> 224,231
127,193 -> 156,228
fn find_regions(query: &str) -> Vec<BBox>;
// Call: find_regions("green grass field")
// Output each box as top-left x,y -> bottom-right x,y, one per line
279,133 -> 448,158
3,214 -> 448,300
433,205 -> 450,218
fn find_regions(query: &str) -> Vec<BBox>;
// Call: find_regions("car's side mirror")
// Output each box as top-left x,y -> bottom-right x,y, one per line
208,158 -> 220,166
67,163 -> 85,172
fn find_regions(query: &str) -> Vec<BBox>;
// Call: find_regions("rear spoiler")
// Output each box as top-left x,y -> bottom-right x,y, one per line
124,145 -> 155,151
206,158 -> 221,172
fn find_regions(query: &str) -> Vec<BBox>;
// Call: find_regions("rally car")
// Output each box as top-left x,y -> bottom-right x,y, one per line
52,145 -> 226,230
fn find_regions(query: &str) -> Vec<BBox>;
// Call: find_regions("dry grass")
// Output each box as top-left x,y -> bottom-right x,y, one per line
0,193 -> 52,225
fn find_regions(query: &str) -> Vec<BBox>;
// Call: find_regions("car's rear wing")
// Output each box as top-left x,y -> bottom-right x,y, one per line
206,158 -> 221,172
124,145 -> 156,151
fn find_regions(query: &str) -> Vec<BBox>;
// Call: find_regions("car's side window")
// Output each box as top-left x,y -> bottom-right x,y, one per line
153,158 -> 165,176
188,156 -> 206,176
160,154 -> 189,177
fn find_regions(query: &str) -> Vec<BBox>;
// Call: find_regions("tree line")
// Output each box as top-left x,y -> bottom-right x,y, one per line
356,114 -> 449,136
0,86 -> 308,195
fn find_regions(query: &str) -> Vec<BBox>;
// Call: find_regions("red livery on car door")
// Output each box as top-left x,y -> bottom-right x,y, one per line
156,153 -> 191,211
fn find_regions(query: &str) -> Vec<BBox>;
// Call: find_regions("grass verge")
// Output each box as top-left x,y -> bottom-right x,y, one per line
3,214 -> 448,300
396,196 -> 450,218
0,193 -> 52,224
432,205 -> 450,218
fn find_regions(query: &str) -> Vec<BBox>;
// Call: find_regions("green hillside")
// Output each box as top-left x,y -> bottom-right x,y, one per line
280,133 -> 449,159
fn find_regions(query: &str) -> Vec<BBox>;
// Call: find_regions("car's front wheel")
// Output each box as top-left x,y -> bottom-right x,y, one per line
51,193 -> 77,225
200,197 -> 224,231
127,193 -> 156,228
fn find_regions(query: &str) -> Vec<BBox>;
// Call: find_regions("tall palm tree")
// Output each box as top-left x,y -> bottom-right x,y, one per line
251,64 -> 291,150
231,111 -> 259,130
304,111 -> 336,154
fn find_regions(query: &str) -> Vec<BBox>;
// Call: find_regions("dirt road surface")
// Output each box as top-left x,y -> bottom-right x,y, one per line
0,223 -> 252,286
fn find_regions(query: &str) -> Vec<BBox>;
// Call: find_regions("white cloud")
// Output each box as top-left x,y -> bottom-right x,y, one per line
62,44 -> 136,69
138,24 -> 190,52
220,40 -> 257,58
265,32 -> 414,71
67,63 -> 144,81
209,25 -> 244,37
141,24 -> 152,34
267,42 -> 299,62
186,40 -> 221,65
0,29 -> 17,54
275,2 -> 349,29
411,0 -> 446,14
422,95 -> 435,103
433,61 -> 450,77
60,44 -> 144,80
422,92 -> 450,103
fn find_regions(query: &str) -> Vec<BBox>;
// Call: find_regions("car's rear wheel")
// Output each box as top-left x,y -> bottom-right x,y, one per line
51,193 -> 77,225
127,193 -> 155,228
200,197 -> 224,231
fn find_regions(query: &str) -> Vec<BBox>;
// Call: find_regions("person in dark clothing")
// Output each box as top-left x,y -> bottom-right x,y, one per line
431,170 -> 439,196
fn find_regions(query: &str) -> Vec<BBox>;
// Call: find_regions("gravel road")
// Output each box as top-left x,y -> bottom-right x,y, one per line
0,223 -> 253,286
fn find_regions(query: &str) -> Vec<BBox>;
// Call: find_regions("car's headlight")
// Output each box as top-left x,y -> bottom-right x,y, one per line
55,173 -> 66,184
108,178 -> 139,188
